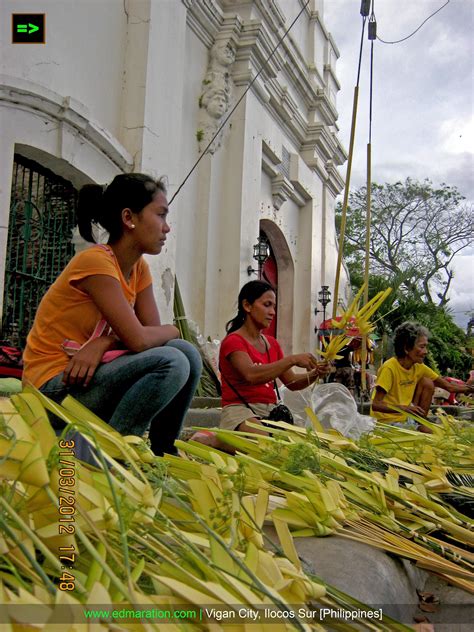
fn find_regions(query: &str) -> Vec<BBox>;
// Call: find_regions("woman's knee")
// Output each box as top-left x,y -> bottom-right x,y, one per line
140,345 -> 191,388
166,339 -> 202,375
418,376 -> 435,394
413,377 -> 435,411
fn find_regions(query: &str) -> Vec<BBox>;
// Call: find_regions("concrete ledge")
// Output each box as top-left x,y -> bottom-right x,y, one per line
191,397 -> 221,409
358,401 -> 474,420
264,528 -> 426,623
183,407 -> 221,429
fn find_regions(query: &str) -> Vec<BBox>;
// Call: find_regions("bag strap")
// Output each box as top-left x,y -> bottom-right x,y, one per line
220,334 -> 280,412
220,372 -> 258,416
62,319 -> 111,356
261,335 -> 281,403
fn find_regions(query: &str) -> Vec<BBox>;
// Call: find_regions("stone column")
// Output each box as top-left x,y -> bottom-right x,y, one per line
119,0 -> 188,322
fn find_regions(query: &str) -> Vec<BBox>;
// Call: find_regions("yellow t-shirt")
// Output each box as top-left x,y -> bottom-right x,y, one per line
370,356 -> 438,422
23,245 -> 152,389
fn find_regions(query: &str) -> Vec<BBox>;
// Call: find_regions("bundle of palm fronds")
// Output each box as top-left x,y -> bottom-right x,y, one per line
1,389 -> 413,630
181,409 -> 474,594
173,279 -> 221,397
316,284 -> 392,362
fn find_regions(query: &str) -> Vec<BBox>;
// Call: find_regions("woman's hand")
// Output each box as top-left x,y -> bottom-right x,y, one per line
402,404 -> 426,418
280,356 -> 328,391
161,324 -> 181,340
290,353 -> 319,371
62,336 -> 117,388
315,361 -> 332,377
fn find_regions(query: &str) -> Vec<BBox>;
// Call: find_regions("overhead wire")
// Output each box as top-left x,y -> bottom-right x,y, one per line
361,1 -> 377,394
377,0 -> 450,44
169,0 -> 311,205
332,2 -> 369,318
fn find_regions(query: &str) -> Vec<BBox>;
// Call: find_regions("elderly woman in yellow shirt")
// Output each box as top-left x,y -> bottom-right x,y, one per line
371,322 -> 473,431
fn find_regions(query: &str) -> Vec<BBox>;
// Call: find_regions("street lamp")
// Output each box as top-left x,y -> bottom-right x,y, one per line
314,285 -> 332,328
247,235 -> 270,277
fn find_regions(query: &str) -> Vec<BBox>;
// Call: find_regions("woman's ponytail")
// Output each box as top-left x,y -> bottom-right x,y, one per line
76,184 -> 104,243
77,174 -> 166,244
225,310 -> 245,334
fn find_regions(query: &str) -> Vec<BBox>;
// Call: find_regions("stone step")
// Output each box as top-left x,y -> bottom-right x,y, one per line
181,396 -> 221,440
184,399 -> 474,435
183,406 -> 221,429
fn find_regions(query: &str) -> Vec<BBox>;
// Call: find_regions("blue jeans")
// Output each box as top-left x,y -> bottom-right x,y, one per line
40,339 -> 202,456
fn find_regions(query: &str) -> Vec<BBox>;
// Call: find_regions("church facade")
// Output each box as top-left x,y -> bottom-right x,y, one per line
0,0 -> 348,354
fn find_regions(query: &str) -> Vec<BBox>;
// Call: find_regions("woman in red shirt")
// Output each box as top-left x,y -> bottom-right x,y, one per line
194,281 -> 329,448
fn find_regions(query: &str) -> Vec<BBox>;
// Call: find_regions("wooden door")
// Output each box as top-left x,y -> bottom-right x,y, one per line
261,248 -> 277,338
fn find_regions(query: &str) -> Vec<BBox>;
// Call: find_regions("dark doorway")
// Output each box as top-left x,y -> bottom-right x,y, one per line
261,235 -> 277,338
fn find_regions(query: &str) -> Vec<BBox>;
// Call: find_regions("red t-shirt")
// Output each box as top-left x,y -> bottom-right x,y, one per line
220,332 -> 284,407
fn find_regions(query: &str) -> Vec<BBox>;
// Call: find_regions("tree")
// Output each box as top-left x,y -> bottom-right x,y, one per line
337,179 -> 474,306
346,270 -> 472,377
337,179 -> 473,377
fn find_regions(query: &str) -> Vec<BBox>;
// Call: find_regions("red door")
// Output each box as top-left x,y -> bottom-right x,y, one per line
261,249 -> 277,338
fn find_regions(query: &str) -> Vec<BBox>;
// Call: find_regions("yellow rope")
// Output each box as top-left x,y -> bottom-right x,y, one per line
332,86 -> 360,319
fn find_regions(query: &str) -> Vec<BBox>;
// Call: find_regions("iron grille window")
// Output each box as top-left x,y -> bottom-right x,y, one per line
1,155 -> 77,347
279,146 -> 291,179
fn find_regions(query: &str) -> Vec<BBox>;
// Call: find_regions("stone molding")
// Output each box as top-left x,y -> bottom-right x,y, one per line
310,87 -> 339,126
262,140 -> 311,208
184,0 -> 223,48
186,1 -> 346,186
271,174 -> 295,210
0,75 -> 133,172
325,159 -> 346,197
302,123 -> 345,163
323,62 -> 341,91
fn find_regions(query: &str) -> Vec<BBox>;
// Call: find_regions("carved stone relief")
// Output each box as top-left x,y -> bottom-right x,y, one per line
197,38 -> 236,154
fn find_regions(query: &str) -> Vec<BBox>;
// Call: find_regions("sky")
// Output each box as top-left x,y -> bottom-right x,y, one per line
322,0 -> 473,329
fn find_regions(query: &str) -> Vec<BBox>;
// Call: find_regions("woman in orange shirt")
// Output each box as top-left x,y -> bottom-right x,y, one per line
23,173 -> 201,456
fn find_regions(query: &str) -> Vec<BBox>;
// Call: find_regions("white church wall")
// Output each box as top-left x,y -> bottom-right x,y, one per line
1,0 -> 349,354
2,0 -> 126,138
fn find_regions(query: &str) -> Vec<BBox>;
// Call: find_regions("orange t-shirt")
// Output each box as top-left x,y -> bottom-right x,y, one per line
23,245 -> 152,388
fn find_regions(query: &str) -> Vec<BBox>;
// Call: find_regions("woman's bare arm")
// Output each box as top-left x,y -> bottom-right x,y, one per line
134,284 -> 161,326
228,350 -> 319,385
371,386 -> 425,417
76,275 -> 179,352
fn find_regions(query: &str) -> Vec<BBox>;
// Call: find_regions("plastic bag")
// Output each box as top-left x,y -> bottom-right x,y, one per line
281,382 -> 375,439
188,320 -> 221,384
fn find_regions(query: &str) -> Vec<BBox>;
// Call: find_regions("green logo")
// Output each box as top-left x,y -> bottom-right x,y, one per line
16,24 -> 39,34
12,14 -> 45,43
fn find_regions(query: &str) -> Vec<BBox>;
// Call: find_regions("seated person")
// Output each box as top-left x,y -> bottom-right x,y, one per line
193,281 -> 329,448
23,174 -> 202,456
329,343 -> 355,396
371,322 -> 473,431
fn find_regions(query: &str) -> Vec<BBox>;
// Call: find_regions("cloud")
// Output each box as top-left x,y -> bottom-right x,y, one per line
326,1 -> 474,198
439,117 -> 474,155
324,0 -> 474,329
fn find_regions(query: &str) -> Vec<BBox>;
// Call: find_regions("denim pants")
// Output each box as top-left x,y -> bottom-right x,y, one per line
40,339 -> 202,456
